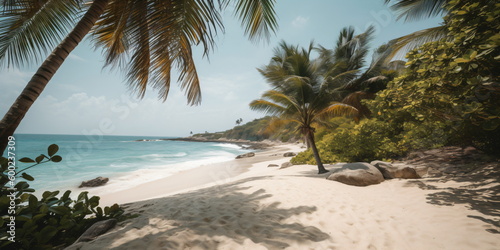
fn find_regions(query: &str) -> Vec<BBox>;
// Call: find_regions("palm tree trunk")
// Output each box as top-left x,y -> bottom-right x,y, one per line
0,0 -> 110,156
306,129 -> 329,174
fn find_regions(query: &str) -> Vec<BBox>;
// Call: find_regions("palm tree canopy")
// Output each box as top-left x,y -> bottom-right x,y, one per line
251,42 -> 358,130
0,0 -> 82,67
0,0 -> 278,105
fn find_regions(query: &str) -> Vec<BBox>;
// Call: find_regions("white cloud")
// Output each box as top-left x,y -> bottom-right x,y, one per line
67,53 -> 86,62
291,16 -> 309,28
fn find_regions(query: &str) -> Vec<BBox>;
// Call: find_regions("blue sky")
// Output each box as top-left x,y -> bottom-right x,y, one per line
0,0 -> 443,137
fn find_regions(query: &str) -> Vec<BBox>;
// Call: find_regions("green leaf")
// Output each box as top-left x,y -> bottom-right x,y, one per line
50,155 -> 62,162
41,204 -> 51,215
88,196 -> 100,208
48,144 -> 59,157
48,206 -> 71,215
28,195 -> 38,210
97,207 -> 103,216
61,190 -> 72,201
21,173 -> 34,181
42,190 -> 59,200
19,157 -> 36,163
35,155 -> 45,164
38,226 -> 58,244
77,192 -> 89,203
454,58 -> 470,63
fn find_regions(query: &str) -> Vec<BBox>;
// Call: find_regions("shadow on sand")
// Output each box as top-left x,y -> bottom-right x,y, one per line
92,177 -> 330,249
405,162 -> 500,234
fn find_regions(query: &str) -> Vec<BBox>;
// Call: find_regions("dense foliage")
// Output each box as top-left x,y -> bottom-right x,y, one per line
294,0 -> 499,163
371,0 -> 499,154
0,144 -> 123,249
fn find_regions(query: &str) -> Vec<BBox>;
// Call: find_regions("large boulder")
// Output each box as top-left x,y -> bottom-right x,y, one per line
79,177 -> 109,188
235,152 -> 255,159
370,161 -> 420,179
327,163 -> 384,186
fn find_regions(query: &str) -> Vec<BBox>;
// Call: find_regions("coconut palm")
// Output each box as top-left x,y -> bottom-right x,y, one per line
0,0 -> 278,155
316,26 -> 399,119
250,42 -> 358,174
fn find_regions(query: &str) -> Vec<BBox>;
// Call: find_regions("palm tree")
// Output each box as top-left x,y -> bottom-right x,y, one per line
0,0 -> 278,155
317,26 -> 399,119
250,42 -> 358,174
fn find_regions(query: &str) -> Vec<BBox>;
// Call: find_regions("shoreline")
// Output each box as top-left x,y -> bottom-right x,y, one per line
93,143 -> 302,206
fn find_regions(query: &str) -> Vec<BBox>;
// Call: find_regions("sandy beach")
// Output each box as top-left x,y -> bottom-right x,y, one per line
69,144 -> 500,250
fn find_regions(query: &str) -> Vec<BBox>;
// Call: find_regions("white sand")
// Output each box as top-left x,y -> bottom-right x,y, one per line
69,144 -> 500,250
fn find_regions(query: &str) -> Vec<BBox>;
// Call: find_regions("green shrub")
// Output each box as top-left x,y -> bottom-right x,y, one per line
368,0 -> 500,155
292,118 -> 452,164
1,144 -> 124,249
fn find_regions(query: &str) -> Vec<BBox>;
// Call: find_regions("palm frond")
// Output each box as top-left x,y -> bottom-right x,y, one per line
384,0 -> 448,22
261,89 -> 301,112
92,0 -> 130,68
176,34 -> 202,105
332,25 -> 375,71
0,0 -> 82,67
91,0 -> 277,105
342,91 -> 375,119
230,0 -> 278,42
386,25 -> 448,61
123,0 -> 150,99
316,102 -> 358,121
249,99 -> 287,116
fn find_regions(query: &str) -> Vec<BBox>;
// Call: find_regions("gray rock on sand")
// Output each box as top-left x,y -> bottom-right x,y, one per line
65,219 -> 117,249
280,162 -> 293,169
267,164 -> 279,167
327,162 -> 384,186
370,161 -> 420,179
235,152 -> 255,159
79,177 -> 109,188
283,152 -> 296,157
77,219 -> 117,242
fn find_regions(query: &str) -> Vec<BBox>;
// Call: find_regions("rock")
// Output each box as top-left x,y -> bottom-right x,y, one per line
235,152 -> 255,159
280,162 -> 293,169
79,177 -> 109,188
76,219 -> 117,242
413,165 -> 430,177
390,163 -> 421,179
327,162 -> 384,186
371,161 -> 420,179
463,146 -> 479,156
283,152 -> 296,157
267,164 -> 279,167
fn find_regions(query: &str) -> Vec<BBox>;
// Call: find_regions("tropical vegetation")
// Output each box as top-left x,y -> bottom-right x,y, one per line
0,145 -> 124,249
292,0 -> 499,164
249,40 -> 365,174
0,0 -> 278,156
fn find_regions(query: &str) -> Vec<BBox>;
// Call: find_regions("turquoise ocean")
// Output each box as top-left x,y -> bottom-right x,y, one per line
11,134 -> 250,194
